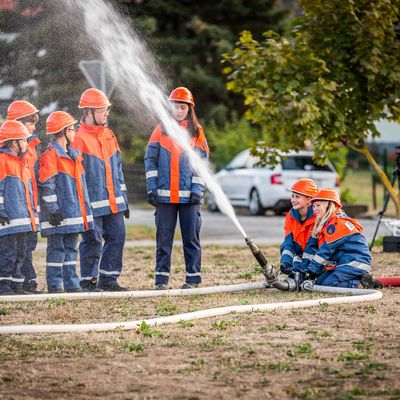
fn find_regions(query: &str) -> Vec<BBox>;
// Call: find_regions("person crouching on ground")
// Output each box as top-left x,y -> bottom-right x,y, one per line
144,87 -> 209,290
38,112 -> 94,293
280,178 -> 318,277
300,188 -> 382,289
0,121 -> 38,295
7,100 -> 41,293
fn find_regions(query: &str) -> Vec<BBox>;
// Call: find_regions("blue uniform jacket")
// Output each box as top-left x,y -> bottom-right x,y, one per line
280,206 -> 315,272
301,212 -> 371,276
0,148 -> 38,237
144,122 -> 209,204
71,121 -> 127,217
38,140 -> 94,236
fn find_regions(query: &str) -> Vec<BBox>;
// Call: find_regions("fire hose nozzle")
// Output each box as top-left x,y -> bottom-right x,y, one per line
245,237 -> 278,284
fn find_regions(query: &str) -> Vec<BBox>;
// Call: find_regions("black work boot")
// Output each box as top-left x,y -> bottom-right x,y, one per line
181,283 -> 199,289
155,283 -> 168,290
360,273 -> 383,289
97,282 -> 129,292
81,279 -> 103,292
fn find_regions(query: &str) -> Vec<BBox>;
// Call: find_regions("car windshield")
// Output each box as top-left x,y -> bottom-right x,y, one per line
282,156 -> 333,171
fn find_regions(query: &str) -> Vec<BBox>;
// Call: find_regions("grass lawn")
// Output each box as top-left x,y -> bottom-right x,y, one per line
341,169 -> 397,216
0,245 -> 399,399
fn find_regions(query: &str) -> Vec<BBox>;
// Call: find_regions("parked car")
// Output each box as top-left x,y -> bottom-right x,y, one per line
205,149 -> 339,215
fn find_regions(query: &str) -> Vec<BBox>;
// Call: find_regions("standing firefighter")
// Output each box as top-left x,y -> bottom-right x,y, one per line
145,87 -> 209,290
0,121 -> 38,295
7,100 -> 41,293
72,88 -> 129,292
39,112 -> 94,293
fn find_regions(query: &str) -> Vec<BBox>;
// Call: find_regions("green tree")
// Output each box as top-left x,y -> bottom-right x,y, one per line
116,0 -> 293,123
206,114 -> 261,169
224,0 -> 400,215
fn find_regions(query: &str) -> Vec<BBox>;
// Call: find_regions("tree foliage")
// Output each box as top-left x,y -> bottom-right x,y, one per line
116,0 -> 292,124
224,0 -> 400,164
224,0 -> 400,214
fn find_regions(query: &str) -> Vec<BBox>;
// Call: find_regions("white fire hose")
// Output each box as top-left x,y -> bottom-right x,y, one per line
0,281 -> 382,335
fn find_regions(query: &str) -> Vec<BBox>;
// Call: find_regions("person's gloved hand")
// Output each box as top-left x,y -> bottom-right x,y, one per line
124,205 -> 130,219
190,192 -> 202,204
48,212 -> 63,227
147,190 -> 158,207
280,263 -> 292,275
305,271 -> 318,280
0,210 -> 10,226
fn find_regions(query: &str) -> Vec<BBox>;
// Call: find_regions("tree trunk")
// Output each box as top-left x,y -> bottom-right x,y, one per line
352,145 -> 400,218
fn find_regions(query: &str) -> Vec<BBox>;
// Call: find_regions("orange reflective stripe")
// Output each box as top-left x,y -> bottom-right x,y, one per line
104,157 -> 118,213
170,149 -> 180,203
99,131 -> 118,213
74,156 -> 89,230
20,160 -> 36,232
24,148 -> 39,209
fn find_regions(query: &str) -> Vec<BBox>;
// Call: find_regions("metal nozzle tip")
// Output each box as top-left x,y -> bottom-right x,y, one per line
245,237 -> 252,245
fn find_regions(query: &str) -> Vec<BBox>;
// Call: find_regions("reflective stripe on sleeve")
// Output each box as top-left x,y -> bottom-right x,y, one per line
43,195 -> 57,203
146,171 -> 158,179
91,196 -> 125,209
282,249 -> 294,259
192,177 -> 204,185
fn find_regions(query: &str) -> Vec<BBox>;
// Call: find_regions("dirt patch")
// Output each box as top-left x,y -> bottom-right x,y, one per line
0,246 -> 399,399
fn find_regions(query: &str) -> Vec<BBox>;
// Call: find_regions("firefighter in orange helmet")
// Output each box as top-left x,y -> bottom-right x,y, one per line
280,179 -> 318,277
39,111 -> 94,293
0,121 -> 38,295
145,87 -> 209,290
7,100 -> 41,293
300,189 -> 382,289
72,88 -> 129,292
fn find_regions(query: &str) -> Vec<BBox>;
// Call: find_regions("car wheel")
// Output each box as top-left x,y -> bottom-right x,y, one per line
249,189 -> 265,215
206,194 -> 219,212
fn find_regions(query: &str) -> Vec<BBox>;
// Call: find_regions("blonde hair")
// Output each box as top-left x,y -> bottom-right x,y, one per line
313,201 -> 338,236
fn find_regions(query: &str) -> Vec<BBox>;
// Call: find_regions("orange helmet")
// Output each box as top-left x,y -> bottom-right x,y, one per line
311,188 -> 342,208
78,88 -> 111,109
7,100 -> 39,120
290,178 -> 318,197
169,87 -> 194,107
46,111 -> 77,135
0,120 -> 30,145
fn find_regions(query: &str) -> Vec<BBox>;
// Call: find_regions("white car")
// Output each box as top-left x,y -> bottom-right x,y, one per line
206,149 -> 339,215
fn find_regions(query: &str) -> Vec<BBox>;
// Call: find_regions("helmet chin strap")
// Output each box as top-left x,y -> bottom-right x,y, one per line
63,131 -> 71,147
91,109 -> 106,126
16,140 -> 24,155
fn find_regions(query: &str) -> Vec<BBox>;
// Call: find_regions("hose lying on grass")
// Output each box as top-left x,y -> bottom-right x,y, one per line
0,281 -> 382,335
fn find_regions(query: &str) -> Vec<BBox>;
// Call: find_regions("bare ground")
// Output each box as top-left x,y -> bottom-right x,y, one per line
0,245 -> 399,400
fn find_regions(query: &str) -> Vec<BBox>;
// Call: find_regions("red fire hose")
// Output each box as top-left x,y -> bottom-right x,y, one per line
377,277 -> 400,287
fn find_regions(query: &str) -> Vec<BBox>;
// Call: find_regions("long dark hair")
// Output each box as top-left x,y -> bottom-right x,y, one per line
161,102 -> 201,138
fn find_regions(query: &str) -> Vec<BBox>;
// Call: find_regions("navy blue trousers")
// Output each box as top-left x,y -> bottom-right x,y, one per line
79,212 -> 126,287
46,233 -> 80,291
21,231 -> 38,289
315,266 -> 367,288
0,233 -> 27,293
155,203 -> 202,285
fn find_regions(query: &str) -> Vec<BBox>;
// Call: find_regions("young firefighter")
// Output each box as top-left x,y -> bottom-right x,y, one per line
0,120 -> 38,295
145,87 -> 209,290
280,178 -> 318,277
7,100 -> 41,293
301,188 -> 382,288
39,111 -> 94,293
72,88 -> 129,292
